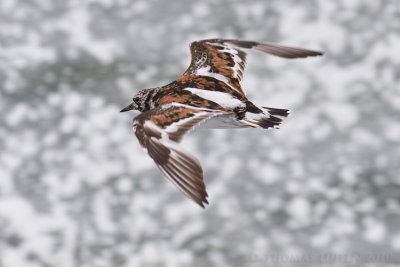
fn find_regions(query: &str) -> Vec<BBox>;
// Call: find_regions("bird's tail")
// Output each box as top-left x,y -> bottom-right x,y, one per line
240,106 -> 290,129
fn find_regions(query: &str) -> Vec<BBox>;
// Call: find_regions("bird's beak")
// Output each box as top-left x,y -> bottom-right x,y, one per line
120,102 -> 137,112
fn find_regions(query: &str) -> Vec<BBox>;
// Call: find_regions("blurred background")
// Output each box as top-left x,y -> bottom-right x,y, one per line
1,0 -> 400,266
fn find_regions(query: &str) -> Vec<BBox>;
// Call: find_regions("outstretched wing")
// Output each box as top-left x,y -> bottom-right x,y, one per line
133,103 -> 224,207
182,39 -> 323,96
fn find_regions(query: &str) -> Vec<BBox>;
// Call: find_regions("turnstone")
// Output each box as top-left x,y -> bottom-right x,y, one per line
121,39 -> 323,207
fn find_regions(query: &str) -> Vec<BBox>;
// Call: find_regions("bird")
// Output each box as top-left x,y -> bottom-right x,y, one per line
120,39 -> 323,207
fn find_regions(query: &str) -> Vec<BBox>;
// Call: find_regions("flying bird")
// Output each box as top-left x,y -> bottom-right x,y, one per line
121,39 -> 323,207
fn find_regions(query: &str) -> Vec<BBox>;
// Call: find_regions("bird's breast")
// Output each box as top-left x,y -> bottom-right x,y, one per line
199,113 -> 245,129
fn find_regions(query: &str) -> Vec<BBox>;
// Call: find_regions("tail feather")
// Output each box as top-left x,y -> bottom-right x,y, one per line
240,106 -> 289,129
262,106 -> 290,117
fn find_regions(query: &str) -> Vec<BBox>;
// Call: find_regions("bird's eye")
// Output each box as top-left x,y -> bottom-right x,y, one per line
132,97 -> 139,104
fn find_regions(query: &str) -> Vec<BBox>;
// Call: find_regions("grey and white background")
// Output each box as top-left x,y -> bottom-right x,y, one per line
1,0 -> 400,266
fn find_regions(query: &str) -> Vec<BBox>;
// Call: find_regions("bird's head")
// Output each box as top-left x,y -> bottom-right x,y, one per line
120,90 -> 152,112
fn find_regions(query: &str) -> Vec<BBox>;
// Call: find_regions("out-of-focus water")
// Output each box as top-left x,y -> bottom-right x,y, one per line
1,0 -> 400,266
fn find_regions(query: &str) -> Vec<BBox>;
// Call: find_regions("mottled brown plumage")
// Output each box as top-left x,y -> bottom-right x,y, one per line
121,39 -> 323,207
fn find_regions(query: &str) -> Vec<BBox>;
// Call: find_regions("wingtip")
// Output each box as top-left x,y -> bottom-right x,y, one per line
199,200 -> 209,209
313,50 -> 324,57
293,49 -> 324,58
252,42 -> 325,59
197,196 -> 209,208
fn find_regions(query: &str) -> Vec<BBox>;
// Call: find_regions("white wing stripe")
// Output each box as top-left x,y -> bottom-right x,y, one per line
196,66 -> 229,83
184,88 -> 245,109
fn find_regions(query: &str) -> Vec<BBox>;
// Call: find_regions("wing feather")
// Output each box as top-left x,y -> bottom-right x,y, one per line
133,104 -> 223,207
226,39 -> 323,58
182,38 -> 323,97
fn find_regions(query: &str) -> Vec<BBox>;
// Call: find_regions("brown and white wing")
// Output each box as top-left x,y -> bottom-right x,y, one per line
133,104 -> 223,207
183,39 -> 323,97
